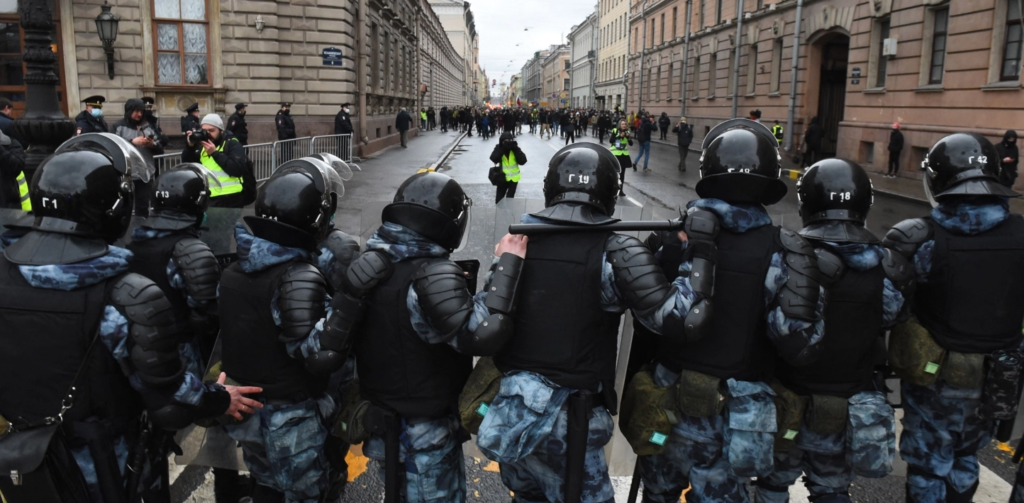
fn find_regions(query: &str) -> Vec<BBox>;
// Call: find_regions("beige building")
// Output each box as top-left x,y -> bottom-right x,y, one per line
541,45 -> 570,108
507,73 -> 521,106
569,10 -> 600,109
627,0 -> 1024,187
420,0 -> 467,111
522,50 -> 548,104
596,0 -> 631,109
427,0 -> 480,105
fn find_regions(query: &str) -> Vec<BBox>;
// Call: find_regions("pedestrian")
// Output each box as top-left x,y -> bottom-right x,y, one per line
440,105 -> 450,132
342,172 -> 527,503
111,98 -> 163,215
479,111 -> 489,140
478,143 -> 695,503
491,132 -> 526,203
672,117 -> 693,172
0,134 -> 260,502
997,130 -> 1019,188
756,158 -> 911,503
802,116 -> 824,168
772,119 -> 785,143
141,97 -> 169,147
564,115 -> 576,145
396,107 -> 412,148
658,112 -> 670,140
886,122 -> 904,178
882,133 -> 1024,503
275,102 -> 297,161
598,112 -> 610,143
74,95 -> 108,136
182,113 -> 248,208
634,115 -> 654,172
334,102 -> 354,136
428,106 -> 437,130
635,119 -> 825,503
540,109 -> 552,139
559,111 -> 570,139
610,120 -> 633,196
181,102 -> 200,133
749,109 -> 762,122
0,128 -> 27,210
227,102 -> 249,146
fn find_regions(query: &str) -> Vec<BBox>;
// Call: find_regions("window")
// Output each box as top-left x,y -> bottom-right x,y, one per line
565,59 -> 571,71
709,52 -> 718,96
716,0 -> 723,24
875,19 -> 890,87
673,8 -> 678,38
929,8 -> 948,84
153,0 -> 211,85
0,22 -> 24,108
770,38 -> 783,93
656,66 -> 662,99
689,55 -> 699,96
564,78 -> 570,90
660,13 -> 665,44
700,0 -> 706,27
371,23 -> 380,90
746,44 -> 758,94
1003,0 -> 1023,80
634,27 -> 639,51
650,19 -> 655,47
727,49 -> 736,96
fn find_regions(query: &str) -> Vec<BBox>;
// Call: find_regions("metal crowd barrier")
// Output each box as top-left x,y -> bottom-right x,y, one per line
154,134 -> 357,181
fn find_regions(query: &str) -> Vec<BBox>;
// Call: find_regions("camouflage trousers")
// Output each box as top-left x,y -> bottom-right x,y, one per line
224,396 -> 335,503
1012,459 -> 1024,503
363,415 -> 467,502
754,427 -> 852,503
900,380 -> 993,503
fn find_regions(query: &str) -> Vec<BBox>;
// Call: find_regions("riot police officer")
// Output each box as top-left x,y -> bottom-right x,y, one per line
635,119 -> 826,503
0,134 -> 260,502
475,143 -> 699,503
338,171 -> 527,502
755,159 -> 914,503
883,133 -> 1024,503
75,95 -> 108,135
219,157 -> 362,502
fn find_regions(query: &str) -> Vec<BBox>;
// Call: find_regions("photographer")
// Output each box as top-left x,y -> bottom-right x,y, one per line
182,114 -> 247,208
490,132 -> 527,203
111,98 -> 164,215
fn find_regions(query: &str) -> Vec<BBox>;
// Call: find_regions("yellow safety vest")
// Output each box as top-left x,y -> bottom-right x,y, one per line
772,124 -> 784,140
502,151 -> 521,182
16,171 -> 30,211
201,139 -> 243,197
610,129 -> 630,156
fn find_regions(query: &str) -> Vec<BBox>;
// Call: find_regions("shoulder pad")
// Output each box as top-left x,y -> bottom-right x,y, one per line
683,208 -> 720,241
321,229 -> 361,273
881,247 -> 915,294
172,237 -> 220,301
112,273 -> 186,387
779,228 -> 816,257
278,263 -> 327,342
881,218 -> 933,258
111,273 -> 181,340
344,250 -> 393,297
605,234 -> 673,314
412,259 -> 473,336
813,248 -> 845,286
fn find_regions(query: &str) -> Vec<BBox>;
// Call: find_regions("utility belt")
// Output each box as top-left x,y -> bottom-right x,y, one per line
889,316 -> 1024,420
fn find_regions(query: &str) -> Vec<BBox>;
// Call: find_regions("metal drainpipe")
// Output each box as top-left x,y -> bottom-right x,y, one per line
638,0 -> 648,113
357,0 -> 369,146
623,1 -> 633,111
680,0 -> 692,117
730,0 -> 744,118
785,0 -> 804,152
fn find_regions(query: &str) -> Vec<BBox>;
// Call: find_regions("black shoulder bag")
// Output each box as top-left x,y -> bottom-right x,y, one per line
488,163 -> 505,186
0,335 -> 100,503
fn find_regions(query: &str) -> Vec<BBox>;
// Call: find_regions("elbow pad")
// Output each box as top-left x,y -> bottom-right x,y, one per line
342,250 -> 393,298
173,238 -> 220,302
814,248 -> 845,288
777,229 -> 822,322
306,291 -> 367,375
605,234 -> 673,316
112,273 -> 186,387
413,260 -> 474,336
882,247 -> 916,297
460,312 -> 513,356
320,229 -> 362,293
278,263 -> 327,344
483,253 -> 524,315
881,218 -> 932,258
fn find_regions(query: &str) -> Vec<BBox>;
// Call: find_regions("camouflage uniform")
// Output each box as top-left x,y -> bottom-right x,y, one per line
638,199 -> 826,503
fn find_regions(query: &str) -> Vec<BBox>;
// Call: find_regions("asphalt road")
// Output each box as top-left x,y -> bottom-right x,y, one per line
169,125 -> 1022,502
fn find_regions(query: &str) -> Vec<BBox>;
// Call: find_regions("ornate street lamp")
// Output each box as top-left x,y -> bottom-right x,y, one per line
13,0 -> 76,179
95,1 -> 120,80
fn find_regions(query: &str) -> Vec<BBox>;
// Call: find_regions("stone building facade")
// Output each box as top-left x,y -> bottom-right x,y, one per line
419,0 -> 466,111
427,0 -> 479,105
595,0 -> 631,109
569,10 -> 599,108
626,0 -> 1024,186
522,50 -> 547,104
541,44 -> 570,108
4,0 -> 461,157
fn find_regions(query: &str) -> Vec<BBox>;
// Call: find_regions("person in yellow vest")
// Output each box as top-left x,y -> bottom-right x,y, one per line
772,119 -> 785,142
489,132 -> 527,203
182,114 -> 248,208
609,120 -> 634,197
0,129 -> 29,211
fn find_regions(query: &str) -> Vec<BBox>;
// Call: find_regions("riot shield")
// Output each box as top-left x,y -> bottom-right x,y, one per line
113,208 -> 251,263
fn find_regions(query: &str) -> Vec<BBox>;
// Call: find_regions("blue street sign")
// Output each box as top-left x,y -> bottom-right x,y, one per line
322,47 -> 343,66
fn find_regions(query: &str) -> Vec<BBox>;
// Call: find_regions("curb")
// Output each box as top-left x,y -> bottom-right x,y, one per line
425,132 -> 468,172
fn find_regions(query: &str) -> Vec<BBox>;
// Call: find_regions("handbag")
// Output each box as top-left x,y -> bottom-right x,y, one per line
488,164 -> 505,186
0,335 -> 100,503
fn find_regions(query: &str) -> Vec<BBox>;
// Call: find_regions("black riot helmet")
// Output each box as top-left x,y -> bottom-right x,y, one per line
245,158 -> 339,250
697,118 -> 787,205
535,143 -> 620,225
382,172 -> 471,251
5,133 -> 138,265
922,133 -> 1019,200
147,163 -> 218,230
796,158 -> 879,243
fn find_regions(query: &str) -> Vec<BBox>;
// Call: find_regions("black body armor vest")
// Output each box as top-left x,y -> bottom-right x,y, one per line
220,261 -> 327,401
776,262 -> 885,397
660,224 -> 780,382
495,231 -> 621,391
0,256 -> 137,425
628,231 -> 686,380
355,258 -> 473,419
127,234 -> 190,323
914,215 -> 1024,354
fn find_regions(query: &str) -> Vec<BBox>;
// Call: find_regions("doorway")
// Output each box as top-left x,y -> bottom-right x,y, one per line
813,33 -> 849,158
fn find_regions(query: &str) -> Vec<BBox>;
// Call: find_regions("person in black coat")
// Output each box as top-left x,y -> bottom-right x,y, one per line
997,129 -> 1019,188
440,106 -> 449,132
802,116 -> 824,168
334,103 -> 353,136
0,129 -> 26,209
672,118 -> 693,171
490,132 -> 527,203
141,97 -> 170,147
276,103 -> 297,161
396,107 -> 412,148
658,112 -> 671,140
181,102 -> 201,134
885,122 -> 904,177
74,95 -> 109,136
182,115 -> 248,208
427,107 -> 436,130
226,103 -> 249,146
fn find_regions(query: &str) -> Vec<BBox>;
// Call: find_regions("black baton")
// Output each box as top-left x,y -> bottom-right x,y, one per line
509,219 -> 683,236
384,413 -> 402,503
564,392 -> 592,503
626,457 -> 643,503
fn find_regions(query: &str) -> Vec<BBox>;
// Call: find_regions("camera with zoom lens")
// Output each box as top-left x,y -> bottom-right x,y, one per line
190,128 -> 210,144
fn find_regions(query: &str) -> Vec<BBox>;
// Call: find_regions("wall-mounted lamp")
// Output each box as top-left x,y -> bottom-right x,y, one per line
94,1 -> 120,80
255,15 -> 265,33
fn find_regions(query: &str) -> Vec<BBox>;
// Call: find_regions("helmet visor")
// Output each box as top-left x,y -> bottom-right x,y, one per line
453,194 -> 472,253
55,133 -> 148,182
298,156 -> 346,199
311,153 -> 354,181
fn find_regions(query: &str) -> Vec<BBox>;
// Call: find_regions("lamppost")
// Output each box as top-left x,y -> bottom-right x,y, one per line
13,0 -> 77,180
95,1 -> 120,80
